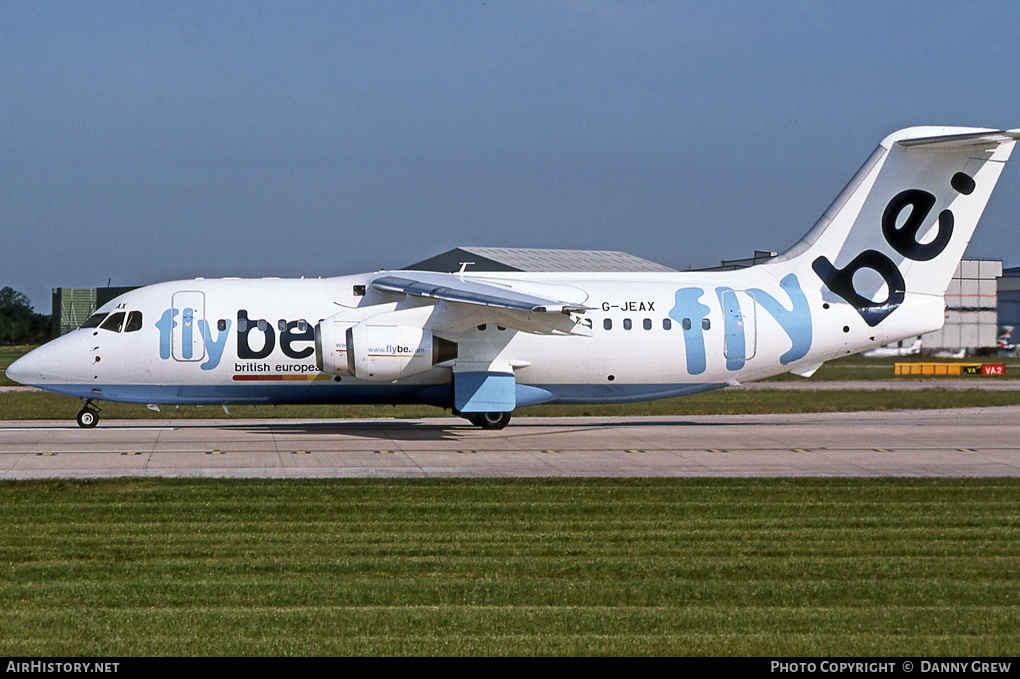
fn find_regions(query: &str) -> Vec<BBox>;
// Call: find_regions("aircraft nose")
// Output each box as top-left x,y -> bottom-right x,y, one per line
5,351 -> 42,387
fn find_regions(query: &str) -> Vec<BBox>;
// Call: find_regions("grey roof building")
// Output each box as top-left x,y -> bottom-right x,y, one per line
404,247 -> 676,273
51,286 -> 137,337
694,250 -> 778,271
922,259 -> 1001,352
998,265 -> 1020,332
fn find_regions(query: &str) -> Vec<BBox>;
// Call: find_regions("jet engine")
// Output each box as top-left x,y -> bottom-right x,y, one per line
314,316 -> 356,375
315,316 -> 457,381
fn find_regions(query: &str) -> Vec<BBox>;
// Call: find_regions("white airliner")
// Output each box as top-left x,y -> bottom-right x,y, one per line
862,337 -> 922,357
7,126 -> 1019,428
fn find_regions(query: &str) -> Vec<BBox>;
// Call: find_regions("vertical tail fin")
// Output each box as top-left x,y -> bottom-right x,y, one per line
773,127 -> 1018,327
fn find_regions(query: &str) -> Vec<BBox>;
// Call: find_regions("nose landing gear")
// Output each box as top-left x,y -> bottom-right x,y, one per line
76,399 -> 100,428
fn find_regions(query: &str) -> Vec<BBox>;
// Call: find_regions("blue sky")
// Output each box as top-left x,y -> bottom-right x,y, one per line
4,1 -> 1020,313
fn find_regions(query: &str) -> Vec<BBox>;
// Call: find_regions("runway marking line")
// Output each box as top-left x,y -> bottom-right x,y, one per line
625,449 -> 643,454
293,450 -> 310,455
958,448 -> 977,452
207,450 -> 224,455
121,452 -> 140,456
0,426 -> 176,432
459,450 -> 475,455
792,448 -> 810,453
543,449 -> 558,454
707,449 -> 726,453
375,450 -> 392,455
37,452 -> 56,457
874,448 -> 891,452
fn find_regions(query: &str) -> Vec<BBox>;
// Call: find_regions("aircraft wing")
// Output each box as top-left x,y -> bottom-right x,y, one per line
371,272 -> 592,314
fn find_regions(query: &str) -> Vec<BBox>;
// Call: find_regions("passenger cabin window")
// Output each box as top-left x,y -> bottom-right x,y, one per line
603,319 -> 612,330
80,313 -> 108,329
100,312 -> 125,333
682,318 -> 691,331
643,318 -> 652,330
218,319 -> 227,332
702,318 -> 711,330
623,318 -> 632,330
662,318 -> 672,330
125,311 -> 143,333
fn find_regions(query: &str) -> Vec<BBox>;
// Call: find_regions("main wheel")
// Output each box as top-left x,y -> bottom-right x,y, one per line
76,408 -> 99,428
468,412 -> 512,430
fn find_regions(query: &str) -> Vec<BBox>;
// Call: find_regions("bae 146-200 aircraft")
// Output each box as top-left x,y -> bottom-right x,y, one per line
7,126 -> 1020,428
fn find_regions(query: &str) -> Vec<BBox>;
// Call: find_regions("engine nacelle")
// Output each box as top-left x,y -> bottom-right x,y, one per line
314,316 -> 356,375
319,322 -> 456,382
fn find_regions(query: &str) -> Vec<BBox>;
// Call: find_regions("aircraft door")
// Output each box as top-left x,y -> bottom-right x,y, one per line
171,291 -> 206,362
718,289 -> 757,368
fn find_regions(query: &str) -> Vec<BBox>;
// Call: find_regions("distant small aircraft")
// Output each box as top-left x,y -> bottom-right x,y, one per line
863,337 -> 922,358
8,126 -> 1019,428
998,326 -> 1016,351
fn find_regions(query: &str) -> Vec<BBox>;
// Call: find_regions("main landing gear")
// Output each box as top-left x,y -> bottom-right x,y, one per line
76,399 -> 100,428
464,412 -> 512,430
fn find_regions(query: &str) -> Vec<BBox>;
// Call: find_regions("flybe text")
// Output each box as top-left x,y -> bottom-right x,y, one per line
157,309 -> 315,370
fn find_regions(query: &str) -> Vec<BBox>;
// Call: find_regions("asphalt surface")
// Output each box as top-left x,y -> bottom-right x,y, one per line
2,407 -> 1019,479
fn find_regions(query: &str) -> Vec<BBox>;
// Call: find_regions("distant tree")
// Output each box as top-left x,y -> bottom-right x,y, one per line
0,287 -> 51,344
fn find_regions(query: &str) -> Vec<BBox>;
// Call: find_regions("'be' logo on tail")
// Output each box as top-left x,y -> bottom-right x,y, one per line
812,172 -> 973,327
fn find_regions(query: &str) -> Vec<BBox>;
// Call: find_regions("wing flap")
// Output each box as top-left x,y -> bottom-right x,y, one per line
371,273 -> 591,314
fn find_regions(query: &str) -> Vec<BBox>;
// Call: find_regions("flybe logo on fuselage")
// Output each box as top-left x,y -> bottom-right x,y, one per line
668,273 -> 812,376
156,309 -> 315,371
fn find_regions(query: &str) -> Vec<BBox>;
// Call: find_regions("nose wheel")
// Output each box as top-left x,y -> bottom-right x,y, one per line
76,400 -> 100,428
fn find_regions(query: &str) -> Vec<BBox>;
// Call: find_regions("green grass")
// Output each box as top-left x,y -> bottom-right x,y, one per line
763,353 -> 1020,381
4,388 -> 1020,421
1,478 -> 1018,656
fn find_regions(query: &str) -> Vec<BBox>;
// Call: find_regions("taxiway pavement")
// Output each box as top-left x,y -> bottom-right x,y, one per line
1,407 -> 1019,479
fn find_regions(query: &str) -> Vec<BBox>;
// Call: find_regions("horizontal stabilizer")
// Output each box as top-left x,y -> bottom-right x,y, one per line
896,129 -> 1020,149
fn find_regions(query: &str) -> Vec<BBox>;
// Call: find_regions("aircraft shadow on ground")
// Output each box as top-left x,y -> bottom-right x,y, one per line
223,420 -> 469,441
218,417 -> 754,441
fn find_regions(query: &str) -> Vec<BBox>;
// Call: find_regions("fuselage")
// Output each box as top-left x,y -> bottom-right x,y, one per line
7,265 -> 939,409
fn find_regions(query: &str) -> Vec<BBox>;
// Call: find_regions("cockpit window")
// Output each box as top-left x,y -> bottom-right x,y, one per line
100,312 -> 126,332
80,313 -> 108,329
125,311 -> 143,333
